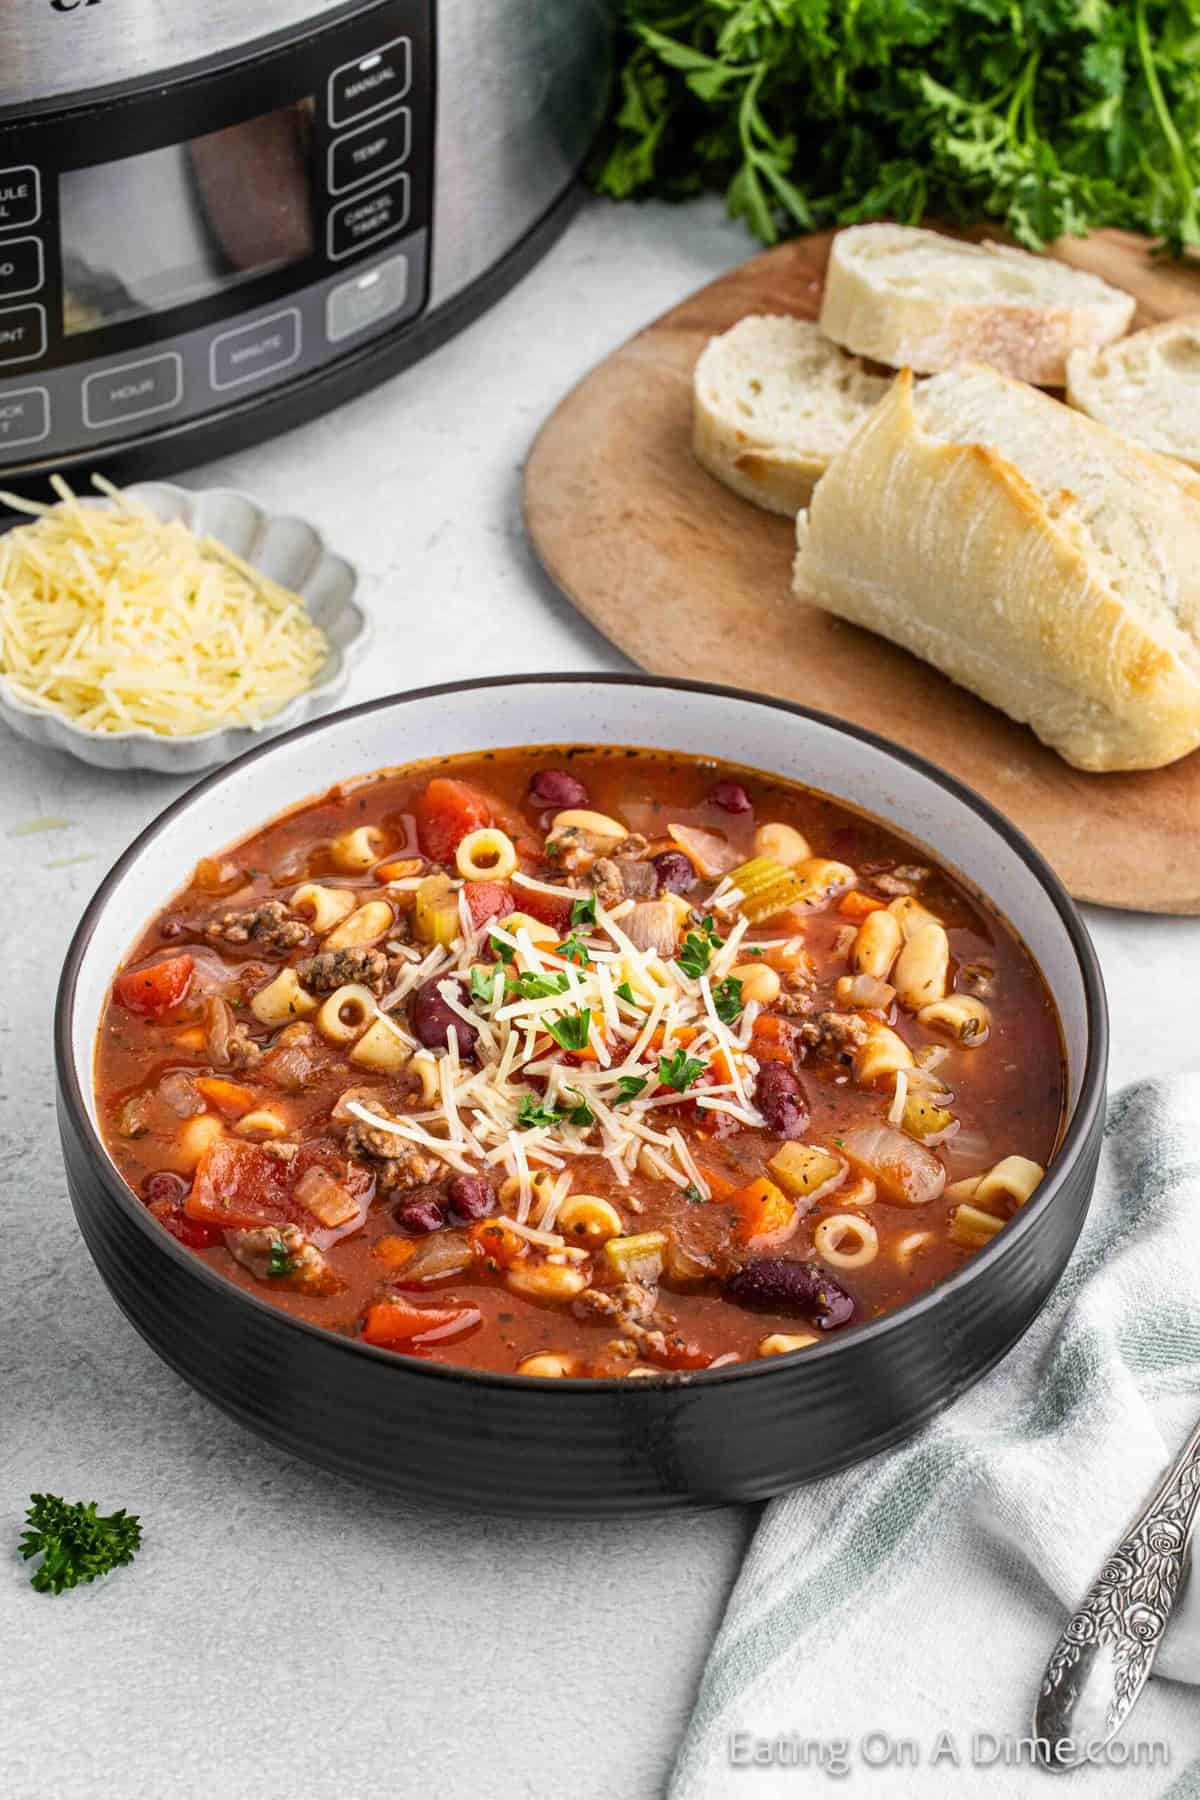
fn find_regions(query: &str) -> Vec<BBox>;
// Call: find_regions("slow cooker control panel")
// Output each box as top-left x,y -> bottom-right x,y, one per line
0,0 -> 432,474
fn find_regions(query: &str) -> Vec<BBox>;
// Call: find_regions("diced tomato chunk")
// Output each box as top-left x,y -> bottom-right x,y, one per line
147,1195 -> 224,1249
464,881 -> 510,928
113,954 -> 194,1018
185,1136 -> 368,1235
516,886 -> 574,932
415,778 -> 492,862
186,1138 -> 290,1230
362,1297 -> 482,1348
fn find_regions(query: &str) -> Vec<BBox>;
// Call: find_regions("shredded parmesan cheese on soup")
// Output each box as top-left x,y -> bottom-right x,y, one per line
0,475 -> 329,736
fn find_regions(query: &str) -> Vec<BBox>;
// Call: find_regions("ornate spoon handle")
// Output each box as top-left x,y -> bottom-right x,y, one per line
1035,1417 -> 1200,1769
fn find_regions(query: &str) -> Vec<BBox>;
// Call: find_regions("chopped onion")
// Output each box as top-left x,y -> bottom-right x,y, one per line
667,823 -> 740,879
942,1126 -> 991,1175
294,1164 -> 359,1228
840,1123 -> 946,1207
394,1230 -> 474,1285
623,900 -> 680,956
204,995 -> 233,1065
836,973 -> 895,1011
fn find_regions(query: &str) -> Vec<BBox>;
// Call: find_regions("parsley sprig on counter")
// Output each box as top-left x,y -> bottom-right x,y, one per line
20,1494 -> 142,1595
593,0 -> 1200,254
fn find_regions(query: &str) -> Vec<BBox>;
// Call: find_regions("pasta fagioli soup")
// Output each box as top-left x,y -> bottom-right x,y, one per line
95,747 -> 1066,1377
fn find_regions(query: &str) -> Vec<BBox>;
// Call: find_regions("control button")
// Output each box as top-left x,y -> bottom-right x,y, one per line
0,304 -> 46,367
210,308 -> 301,390
83,352 -> 182,427
328,174 -> 410,262
0,386 -> 49,449
0,167 -> 40,231
328,106 -> 411,195
0,238 -> 43,301
329,37 -> 411,128
326,253 -> 409,342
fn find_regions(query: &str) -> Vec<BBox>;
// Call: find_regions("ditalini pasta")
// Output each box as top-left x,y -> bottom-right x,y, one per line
96,746 -> 1065,1377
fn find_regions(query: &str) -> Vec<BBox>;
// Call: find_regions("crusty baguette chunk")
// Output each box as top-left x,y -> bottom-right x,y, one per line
1067,317 -> 1200,471
820,224 -> 1135,387
793,365 -> 1200,772
692,315 -> 892,515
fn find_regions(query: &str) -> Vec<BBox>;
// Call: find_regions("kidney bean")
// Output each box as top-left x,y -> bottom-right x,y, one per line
143,1170 -> 189,1207
754,1062 -> 810,1139
446,1173 -> 495,1223
411,978 -> 478,1057
652,849 -> 696,895
395,1193 -> 446,1235
529,769 -> 589,810
726,1257 -> 855,1330
708,780 -> 752,814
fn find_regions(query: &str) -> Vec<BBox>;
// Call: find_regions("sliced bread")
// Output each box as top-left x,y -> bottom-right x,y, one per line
819,224 -> 1136,387
692,315 -> 893,515
793,364 -> 1200,771
1067,317 -> 1200,470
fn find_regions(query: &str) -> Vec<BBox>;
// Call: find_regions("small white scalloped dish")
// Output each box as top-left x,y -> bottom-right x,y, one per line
0,481 -> 369,774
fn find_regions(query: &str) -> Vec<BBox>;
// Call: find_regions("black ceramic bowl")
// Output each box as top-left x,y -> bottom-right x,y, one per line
57,676 -> 1108,1514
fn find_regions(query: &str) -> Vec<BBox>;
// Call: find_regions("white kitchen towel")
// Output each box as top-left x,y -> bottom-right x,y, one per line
669,1077 -> 1200,1800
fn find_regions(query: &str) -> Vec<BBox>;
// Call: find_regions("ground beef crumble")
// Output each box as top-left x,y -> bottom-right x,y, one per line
296,947 -> 390,995
797,1010 -> 870,1061
205,900 -> 308,951
344,1112 -> 444,1192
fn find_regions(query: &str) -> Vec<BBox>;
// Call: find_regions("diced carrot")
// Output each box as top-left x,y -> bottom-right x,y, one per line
113,954 -> 193,1018
750,1014 -> 796,1066
838,891 -> 885,921
362,1298 -> 481,1348
373,1235 -> 418,1270
696,1162 -> 740,1202
194,1076 -> 256,1118
374,857 -> 424,883
732,1176 -> 796,1245
646,1024 -> 698,1054
174,1026 -> 207,1052
468,1219 -> 528,1270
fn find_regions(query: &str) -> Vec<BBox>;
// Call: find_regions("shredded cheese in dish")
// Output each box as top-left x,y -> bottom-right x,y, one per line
0,474 -> 330,737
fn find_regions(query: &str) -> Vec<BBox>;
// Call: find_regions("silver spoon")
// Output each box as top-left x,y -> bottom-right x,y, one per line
1035,1417 -> 1200,1769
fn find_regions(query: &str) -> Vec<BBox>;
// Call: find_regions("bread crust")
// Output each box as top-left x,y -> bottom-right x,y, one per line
819,226 -> 1135,387
793,368 -> 1200,772
692,409 -> 823,515
691,315 -> 890,516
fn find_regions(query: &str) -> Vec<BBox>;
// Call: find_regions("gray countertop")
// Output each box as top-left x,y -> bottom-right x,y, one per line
4,196 -> 1199,1800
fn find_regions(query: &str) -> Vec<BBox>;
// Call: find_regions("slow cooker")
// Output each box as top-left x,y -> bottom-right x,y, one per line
0,1 -> 610,487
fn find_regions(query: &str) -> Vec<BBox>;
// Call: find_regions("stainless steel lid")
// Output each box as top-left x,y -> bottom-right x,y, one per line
1,0 -> 354,111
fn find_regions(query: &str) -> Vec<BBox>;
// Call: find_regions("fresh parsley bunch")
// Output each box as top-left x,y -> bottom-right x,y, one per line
20,1493 -> 142,1595
593,0 -> 1200,253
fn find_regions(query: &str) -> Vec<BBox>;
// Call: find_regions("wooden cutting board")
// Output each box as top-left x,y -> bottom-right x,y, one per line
524,228 -> 1200,914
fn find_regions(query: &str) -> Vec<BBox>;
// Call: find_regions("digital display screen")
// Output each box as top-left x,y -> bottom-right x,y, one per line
60,101 -> 316,336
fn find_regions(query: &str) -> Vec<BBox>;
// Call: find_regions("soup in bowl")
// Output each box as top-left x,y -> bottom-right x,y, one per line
58,678 -> 1106,1511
